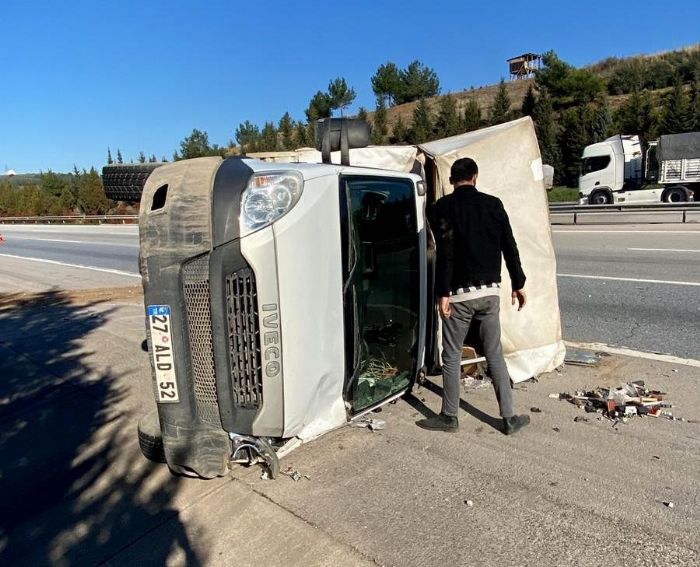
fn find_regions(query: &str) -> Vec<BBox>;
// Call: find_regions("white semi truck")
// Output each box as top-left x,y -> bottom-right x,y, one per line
578,132 -> 700,205
103,117 -> 565,479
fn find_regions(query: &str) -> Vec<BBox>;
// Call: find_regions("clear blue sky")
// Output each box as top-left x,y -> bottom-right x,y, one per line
2,0 -> 699,173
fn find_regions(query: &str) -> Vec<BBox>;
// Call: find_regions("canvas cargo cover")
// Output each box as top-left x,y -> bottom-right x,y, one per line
248,145 -> 420,173
420,117 -> 565,382
658,132 -> 700,161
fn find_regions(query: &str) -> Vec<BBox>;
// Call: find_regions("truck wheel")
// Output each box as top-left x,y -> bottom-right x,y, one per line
137,409 -> 166,463
102,163 -> 163,202
662,187 -> 687,203
588,190 -> 611,205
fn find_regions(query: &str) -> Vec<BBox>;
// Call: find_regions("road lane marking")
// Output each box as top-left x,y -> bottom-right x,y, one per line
558,273 -> 700,287
565,341 -> 700,368
6,236 -> 138,246
0,253 -> 140,278
553,230 -> 699,234
628,248 -> 699,253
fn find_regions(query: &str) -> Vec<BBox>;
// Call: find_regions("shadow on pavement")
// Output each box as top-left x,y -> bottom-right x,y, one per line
0,289 -> 203,565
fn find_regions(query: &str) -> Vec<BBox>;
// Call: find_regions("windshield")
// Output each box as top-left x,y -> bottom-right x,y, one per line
340,175 -> 420,412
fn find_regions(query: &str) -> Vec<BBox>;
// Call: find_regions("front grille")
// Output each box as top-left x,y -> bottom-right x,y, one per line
226,268 -> 263,409
183,255 -> 221,426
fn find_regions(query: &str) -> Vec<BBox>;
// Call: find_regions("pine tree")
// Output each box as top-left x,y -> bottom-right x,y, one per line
138,151 -> 146,163
235,121 -> 261,153
532,88 -> 563,183
689,77 -> 700,130
279,112 -> 294,150
327,78 -> 356,116
149,154 -> 157,163
371,98 -> 389,144
614,90 -> 660,144
294,122 -> 309,148
107,148 -> 113,165
357,107 -> 369,123
116,149 -> 123,164
261,122 -> 279,151
390,116 -> 409,144
590,99 -> 613,143
409,98 -> 434,144
662,80 -> 693,134
462,98 -> 482,132
521,84 -> 536,117
559,107 -> 591,187
435,94 -> 460,138
490,79 -> 511,125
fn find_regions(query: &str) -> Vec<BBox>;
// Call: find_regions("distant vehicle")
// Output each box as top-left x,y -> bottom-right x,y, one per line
578,132 -> 700,205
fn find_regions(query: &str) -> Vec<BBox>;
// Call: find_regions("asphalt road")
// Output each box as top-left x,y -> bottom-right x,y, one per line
1,222 -> 699,359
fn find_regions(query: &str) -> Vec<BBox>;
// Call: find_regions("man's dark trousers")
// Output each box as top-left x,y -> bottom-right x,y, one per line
441,296 -> 514,418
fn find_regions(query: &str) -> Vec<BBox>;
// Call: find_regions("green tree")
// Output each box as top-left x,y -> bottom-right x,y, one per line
357,107 -> 369,123
462,98 -> 482,132
558,107 -> 589,187
77,168 -> 112,214
521,84 -> 536,117
107,148 -> 113,165
614,90 -> 660,143
178,129 -> 213,159
590,99 -> 613,142
149,154 -> 158,163
138,151 -> 146,163
116,149 -> 123,164
399,60 -> 440,104
260,122 -> 279,151
305,90 -> 333,122
490,79 -> 511,125
293,122 -> 309,148
691,77 -> 700,130
40,171 -> 69,198
327,77 -> 356,115
390,116 -> 409,144
662,80 -> 693,134
409,98 -> 434,144
279,112 -> 294,150
532,88 -> 563,183
435,94 -> 460,138
371,98 -> 389,144
235,121 -> 261,153
371,62 -> 403,105
537,50 -> 604,106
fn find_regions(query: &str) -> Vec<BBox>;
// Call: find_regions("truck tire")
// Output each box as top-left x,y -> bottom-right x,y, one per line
662,186 -> 687,203
137,409 -> 166,463
102,163 -> 163,202
588,189 -> 612,205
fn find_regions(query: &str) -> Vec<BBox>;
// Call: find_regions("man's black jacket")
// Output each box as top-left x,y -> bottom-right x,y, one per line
429,184 -> 526,298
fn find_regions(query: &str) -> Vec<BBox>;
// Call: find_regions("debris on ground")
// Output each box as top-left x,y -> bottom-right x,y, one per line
573,416 -> 589,423
663,501 -> 675,509
553,380 -> 690,423
530,407 -> 541,413
564,349 -> 603,367
280,466 -> 308,482
464,500 -> 474,507
552,427 -> 560,433
351,417 -> 386,431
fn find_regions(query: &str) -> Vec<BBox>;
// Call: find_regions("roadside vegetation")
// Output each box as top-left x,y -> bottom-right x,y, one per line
3,45 -> 699,213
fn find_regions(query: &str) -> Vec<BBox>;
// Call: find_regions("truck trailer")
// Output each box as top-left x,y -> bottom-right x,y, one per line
578,132 -> 700,205
106,117 -> 565,479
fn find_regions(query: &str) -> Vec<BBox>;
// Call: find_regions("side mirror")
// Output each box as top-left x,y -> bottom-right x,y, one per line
315,118 -> 370,166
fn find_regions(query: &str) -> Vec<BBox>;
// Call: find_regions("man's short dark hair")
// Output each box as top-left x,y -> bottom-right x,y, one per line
450,157 -> 478,183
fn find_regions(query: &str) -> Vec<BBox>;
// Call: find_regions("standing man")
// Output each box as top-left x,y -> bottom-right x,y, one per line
417,157 -> 530,435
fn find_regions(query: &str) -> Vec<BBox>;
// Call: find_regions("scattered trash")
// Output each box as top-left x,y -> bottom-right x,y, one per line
464,500 -> 474,507
652,455 -> 660,460
672,369 -> 679,373
553,380 -> 688,424
260,470 -> 270,481
564,349 -> 602,367
280,466 -> 305,481
573,416 -> 589,423
351,417 -> 386,431
552,427 -> 560,433
530,407 -> 541,413
664,501 -> 674,509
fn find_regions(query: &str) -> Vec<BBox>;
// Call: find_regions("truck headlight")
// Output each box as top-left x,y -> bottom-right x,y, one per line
240,171 -> 304,236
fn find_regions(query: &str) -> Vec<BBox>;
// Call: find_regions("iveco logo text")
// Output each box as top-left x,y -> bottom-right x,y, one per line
262,304 -> 281,378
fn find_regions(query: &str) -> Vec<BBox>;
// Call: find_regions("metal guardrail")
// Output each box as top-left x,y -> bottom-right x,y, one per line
0,215 -> 138,224
1,203 -> 699,225
549,202 -> 700,225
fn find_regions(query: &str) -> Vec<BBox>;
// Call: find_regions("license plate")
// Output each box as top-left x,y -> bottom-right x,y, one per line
147,305 -> 180,403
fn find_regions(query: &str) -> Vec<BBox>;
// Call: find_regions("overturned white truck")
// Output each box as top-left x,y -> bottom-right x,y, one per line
117,117 -> 564,478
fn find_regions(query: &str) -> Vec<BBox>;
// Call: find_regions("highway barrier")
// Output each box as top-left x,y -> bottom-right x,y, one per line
1,203 -> 699,226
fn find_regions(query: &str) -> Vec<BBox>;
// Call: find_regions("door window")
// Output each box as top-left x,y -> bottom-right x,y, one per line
340,176 -> 420,412
582,155 -> 611,175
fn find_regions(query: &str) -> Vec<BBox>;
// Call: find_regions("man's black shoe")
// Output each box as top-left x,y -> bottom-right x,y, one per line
416,413 -> 459,432
503,414 -> 530,435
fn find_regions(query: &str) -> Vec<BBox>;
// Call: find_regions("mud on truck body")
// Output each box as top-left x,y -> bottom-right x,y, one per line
104,117 -> 565,479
